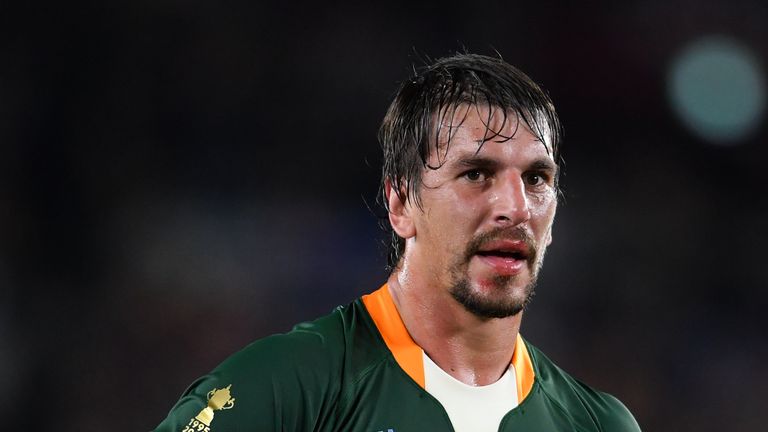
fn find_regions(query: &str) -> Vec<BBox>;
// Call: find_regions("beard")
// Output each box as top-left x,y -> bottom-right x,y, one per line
448,226 -> 543,319
450,275 -> 537,319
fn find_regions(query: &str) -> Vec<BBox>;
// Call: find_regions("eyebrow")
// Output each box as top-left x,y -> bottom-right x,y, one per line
454,155 -> 557,173
528,159 -> 558,172
456,156 -> 500,170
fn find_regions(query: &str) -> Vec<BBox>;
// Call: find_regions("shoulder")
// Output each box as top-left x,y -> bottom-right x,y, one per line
524,340 -> 642,431
155,299 -> 383,432
211,299 -> 382,392
221,304 -> 351,375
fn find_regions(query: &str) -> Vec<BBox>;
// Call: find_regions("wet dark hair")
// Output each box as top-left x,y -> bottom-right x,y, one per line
379,53 -> 563,271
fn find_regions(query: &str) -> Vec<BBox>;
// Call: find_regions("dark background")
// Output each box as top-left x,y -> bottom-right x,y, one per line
2,1 -> 767,430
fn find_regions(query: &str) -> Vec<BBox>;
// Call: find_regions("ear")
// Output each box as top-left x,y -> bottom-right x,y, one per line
385,179 -> 416,239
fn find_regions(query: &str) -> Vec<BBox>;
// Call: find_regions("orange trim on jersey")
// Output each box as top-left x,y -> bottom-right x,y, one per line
511,333 -> 535,402
362,284 -> 426,388
362,283 -> 536,402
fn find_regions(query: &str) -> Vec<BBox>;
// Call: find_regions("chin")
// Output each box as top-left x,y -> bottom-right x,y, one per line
450,276 -> 536,320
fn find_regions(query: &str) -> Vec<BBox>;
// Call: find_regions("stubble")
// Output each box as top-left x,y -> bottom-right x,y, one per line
448,226 -> 543,319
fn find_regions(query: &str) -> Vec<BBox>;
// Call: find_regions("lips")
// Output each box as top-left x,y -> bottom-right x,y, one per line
476,239 -> 530,259
474,240 -> 530,276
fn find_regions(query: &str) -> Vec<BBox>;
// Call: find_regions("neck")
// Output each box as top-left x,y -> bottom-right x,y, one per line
387,270 -> 522,387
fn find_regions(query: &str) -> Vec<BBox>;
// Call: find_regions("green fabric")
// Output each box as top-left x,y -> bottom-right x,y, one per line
154,298 -> 641,432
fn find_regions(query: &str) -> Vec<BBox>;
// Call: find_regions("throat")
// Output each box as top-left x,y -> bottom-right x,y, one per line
422,336 -> 517,387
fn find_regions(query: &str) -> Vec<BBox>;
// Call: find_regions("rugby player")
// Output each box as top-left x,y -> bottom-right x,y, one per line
154,53 -> 641,432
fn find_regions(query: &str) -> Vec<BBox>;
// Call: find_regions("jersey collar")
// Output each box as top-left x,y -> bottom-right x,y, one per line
362,284 -> 535,402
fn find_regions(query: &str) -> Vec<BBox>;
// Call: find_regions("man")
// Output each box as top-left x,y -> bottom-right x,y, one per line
154,53 -> 641,432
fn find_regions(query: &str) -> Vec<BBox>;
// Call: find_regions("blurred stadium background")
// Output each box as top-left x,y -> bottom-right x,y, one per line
2,1 -> 767,430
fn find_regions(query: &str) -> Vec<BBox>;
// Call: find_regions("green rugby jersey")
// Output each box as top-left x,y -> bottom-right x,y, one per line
154,285 -> 640,432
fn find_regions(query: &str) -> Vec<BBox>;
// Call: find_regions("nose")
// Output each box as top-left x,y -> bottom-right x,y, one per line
490,174 -> 530,226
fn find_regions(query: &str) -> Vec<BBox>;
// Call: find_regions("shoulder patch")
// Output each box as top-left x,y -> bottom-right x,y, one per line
183,385 -> 236,431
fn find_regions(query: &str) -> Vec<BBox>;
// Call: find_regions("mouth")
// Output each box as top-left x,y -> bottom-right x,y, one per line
476,249 -> 528,260
475,240 -> 530,261
473,240 -> 531,276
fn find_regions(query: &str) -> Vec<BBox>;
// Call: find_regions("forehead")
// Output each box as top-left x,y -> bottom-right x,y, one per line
431,104 -> 554,160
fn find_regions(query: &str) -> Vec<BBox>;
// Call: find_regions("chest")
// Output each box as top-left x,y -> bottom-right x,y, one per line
326,359 -> 577,432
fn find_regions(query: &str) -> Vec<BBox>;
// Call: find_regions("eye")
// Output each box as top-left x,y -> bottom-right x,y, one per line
524,172 -> 547,186
463,169 -> 486,182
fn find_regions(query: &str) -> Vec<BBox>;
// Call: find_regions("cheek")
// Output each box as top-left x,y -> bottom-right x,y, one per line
442,200 -> 484,238
529,193 -> 557,229
420,197 -> 477,242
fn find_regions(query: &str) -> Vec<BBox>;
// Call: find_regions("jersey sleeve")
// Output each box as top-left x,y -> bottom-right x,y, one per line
592,391 -> 642,432
153,317 -> 345,432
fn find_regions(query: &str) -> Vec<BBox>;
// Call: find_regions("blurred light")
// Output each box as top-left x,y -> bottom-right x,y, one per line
668,35 -> 765,145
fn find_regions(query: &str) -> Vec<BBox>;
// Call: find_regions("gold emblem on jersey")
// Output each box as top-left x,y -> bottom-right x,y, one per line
181,384 -> 236,432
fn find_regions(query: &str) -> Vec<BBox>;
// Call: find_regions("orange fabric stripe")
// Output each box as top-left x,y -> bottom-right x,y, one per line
361,284 -> 426,388
511,333 -> 535,402
362,284 -> 536,400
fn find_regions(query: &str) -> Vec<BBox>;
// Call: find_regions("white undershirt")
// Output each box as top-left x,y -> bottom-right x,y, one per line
423,352 -> 519,432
